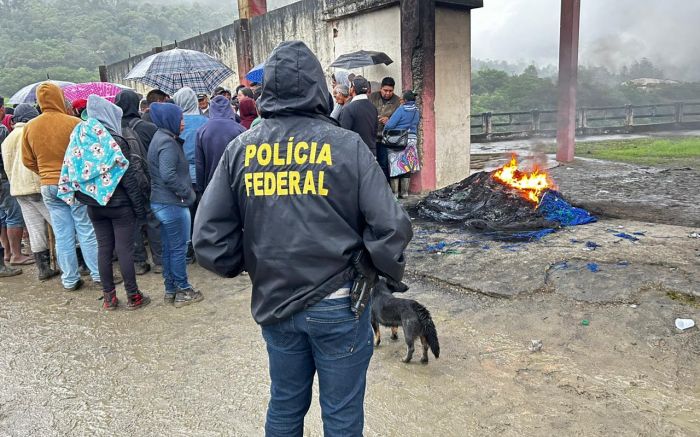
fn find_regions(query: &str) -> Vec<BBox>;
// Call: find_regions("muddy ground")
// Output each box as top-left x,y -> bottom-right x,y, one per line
1,160 -> 699,436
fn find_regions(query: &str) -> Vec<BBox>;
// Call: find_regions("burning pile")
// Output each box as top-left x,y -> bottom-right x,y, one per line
417,155 -> 595,237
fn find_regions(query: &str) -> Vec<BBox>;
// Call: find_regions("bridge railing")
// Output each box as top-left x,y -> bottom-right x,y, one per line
470,102 -> 700,141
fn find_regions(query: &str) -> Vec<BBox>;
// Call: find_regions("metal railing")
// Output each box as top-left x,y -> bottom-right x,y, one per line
470,102 -> 700,141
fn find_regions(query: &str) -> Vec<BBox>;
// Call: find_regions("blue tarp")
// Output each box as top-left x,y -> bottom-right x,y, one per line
538,191 -> 597,227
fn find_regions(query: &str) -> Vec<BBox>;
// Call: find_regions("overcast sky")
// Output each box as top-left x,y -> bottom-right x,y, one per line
472,0 -> 700,79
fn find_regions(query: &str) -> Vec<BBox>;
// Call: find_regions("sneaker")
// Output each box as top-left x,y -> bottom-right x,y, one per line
174,288 -> 204,308
164,293 -> 176,305
153,264 -> 163,274
0,265 -> 22,278
135,262 -> 151,275
64,279 -> 84,292
102,290 -> 118,311
126,292 -> 151,311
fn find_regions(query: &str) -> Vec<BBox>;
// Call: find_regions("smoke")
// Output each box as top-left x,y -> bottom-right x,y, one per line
472,0 -> 700,81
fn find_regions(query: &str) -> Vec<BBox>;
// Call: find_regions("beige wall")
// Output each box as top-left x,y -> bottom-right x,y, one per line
330,6 -> 402,88
435,7 -> 471,188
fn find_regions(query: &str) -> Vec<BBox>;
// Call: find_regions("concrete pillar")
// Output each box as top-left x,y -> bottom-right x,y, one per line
98,65 -> 108,82
555,0 -> 581,163
235,0 -> 267,85
401,0 -> 437,192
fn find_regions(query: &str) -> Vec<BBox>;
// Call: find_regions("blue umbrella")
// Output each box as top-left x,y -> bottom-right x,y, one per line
124,48 -> 234,95
9,80 -> 75,105
246,63 -> 265,84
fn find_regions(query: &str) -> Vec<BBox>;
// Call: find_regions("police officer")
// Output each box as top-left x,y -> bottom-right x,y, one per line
193,41 -> 412,436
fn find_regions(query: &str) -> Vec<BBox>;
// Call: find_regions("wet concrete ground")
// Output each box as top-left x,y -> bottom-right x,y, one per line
2,159 -> 700,436
1,218 -> 699,436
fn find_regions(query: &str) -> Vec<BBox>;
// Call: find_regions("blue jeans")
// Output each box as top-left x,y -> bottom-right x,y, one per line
41,185 -> 100,287
151,202 -> 192,294
0,180 -> 25,228
261,296 -> 373,437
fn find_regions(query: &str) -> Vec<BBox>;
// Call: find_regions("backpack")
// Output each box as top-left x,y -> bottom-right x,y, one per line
118,121 -> 151,198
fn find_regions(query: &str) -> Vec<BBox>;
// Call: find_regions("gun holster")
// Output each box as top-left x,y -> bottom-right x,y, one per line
350,250 -> 378,319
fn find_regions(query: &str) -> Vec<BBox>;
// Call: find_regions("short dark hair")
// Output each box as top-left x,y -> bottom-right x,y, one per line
352,76 -> 370,94
381,77 -> 395,88
402,90 -> 417,102
146,89 -> 168,103
239,87 -> 254,99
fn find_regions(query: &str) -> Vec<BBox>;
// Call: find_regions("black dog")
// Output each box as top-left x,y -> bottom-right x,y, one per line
371,279 -> 440,364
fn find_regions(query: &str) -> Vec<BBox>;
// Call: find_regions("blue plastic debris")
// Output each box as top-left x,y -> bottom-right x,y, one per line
570,239 -> 584,243
426,241 -> 446,253
614,232 -> 639,242
481,244 -> 490,250
552,260 -> 569,270
510,228 -> 556,241
585,241 -> 601,250
586,262 -> 600,272
538,191 -> 597,226
632,232 -> 645,236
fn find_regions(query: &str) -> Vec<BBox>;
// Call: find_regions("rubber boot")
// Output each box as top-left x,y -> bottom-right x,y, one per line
389,178 -> 399,196
399,177 -> 410,199
34,250 -> 60,281
102,290 -> 118,311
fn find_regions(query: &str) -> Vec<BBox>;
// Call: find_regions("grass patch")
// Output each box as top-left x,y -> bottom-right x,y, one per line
666,291 -> 700,308
571,137 -> 700,169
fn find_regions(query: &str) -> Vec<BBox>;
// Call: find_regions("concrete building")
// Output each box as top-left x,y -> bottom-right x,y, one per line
104,0 -> 483,191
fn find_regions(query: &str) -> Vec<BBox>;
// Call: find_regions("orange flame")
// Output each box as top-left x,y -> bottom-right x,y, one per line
492,155 -> 554,203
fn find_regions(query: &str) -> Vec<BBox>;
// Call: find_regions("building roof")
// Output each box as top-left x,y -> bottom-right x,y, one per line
436,0 -> 484,9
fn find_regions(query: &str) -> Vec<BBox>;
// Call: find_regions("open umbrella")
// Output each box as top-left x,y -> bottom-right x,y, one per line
246,62 -> 265,84
329,50 -> 393,69
9,80 -> 74,104
124,48 -> 234,96
62,82 -> 133,103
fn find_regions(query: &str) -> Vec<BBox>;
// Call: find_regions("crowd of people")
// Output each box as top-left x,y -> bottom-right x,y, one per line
0,64 -> 420,309
1,41 -> 416,434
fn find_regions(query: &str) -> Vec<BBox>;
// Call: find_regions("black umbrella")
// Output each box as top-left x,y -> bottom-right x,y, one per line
330,50 -> 393,69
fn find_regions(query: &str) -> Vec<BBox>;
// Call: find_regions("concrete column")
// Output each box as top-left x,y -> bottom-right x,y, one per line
235,0 -> 267,85
98,65 -> 108,82
401,0 -> 437,192
555,0 -> 581,163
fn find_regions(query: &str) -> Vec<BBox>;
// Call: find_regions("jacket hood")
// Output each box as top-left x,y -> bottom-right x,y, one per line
36,82 -> 68,114
150,102 -> 182,135
258,40 -> 331,118
114,89 -> 141,119
12,103 -> 40,123
87,95 -> 123,135
334,69 -> 351,88
208,95 -> 236,119
173,87 -> 200,115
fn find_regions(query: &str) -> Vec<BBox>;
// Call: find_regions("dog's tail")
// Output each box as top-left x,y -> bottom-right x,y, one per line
411,302 -> 440,358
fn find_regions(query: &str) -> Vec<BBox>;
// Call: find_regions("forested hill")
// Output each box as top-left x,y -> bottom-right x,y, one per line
0,0 -> 233,97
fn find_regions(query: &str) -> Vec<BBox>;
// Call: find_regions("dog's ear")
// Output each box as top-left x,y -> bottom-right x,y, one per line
385,278 -> 409,293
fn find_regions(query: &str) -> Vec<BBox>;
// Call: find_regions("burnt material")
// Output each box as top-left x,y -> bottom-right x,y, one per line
416,171 -> 559,232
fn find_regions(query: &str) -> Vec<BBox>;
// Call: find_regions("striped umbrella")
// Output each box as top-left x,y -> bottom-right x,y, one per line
124,48 -> 234,96
9,80 -> 74,104
62,82 -> 133,103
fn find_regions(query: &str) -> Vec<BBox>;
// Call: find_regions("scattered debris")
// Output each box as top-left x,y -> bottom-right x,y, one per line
689,232 -> 700,239
586,262 -> 600,273
675,318 -> 695,331
584,241 -> 601,251
613,232 -> 640,242
529,340 -> 543,352
581,319 -> 590,326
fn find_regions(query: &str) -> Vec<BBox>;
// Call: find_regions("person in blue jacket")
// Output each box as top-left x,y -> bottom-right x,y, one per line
383,90 -> 421,198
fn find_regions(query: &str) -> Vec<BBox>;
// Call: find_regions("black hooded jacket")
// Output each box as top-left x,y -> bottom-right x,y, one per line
193,41 -> 413,326
115,90 -> 158,151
